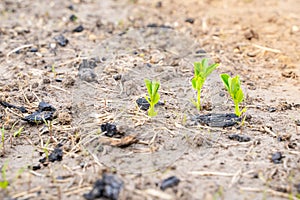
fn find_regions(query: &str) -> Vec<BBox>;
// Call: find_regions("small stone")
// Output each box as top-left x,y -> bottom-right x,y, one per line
73,25 -> 84,32
160,176 -> 180,190
185,18 -> 195,24
271,152 -> 284,164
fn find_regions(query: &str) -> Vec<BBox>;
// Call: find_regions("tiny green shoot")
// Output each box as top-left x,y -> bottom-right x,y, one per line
220,73 -> 246,117
0,162 -> 9,189
13,126 -> 24,138
1,126 -> 5,154
43,139 -> 50,160
191,58 -> 219,110
144,79 -> 160,117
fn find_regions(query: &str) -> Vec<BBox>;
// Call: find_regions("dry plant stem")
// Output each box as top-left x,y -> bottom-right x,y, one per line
11,186 -> 42,199
6,44 -> 34,61
240,187 -> 297,199
252,44 -> 281,53
188,171 -> 236,177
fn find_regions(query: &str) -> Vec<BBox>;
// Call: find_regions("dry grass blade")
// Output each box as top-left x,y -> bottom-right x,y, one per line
11,186 -> 42,199
188,171 -> 235,177
240,187 -> 298,199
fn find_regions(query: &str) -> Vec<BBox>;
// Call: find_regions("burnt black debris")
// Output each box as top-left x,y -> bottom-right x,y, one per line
83,173 -> 123,200
295,183 -> 300,194
228,134 -> 251,142
268,107 -> 276,112
39,146 -> 63,164
73,25 -> 84,32
48,147 -> 63,162
271,152 -> 284,164
54,35 -> 69,47
146,23 -> 172,29
136,97 -> 165,111
23,101 -> 56,124
69,14 -> 77,21
195,49 -> 206,55
194,113 -> 241,127
29,47 -> 38,52
136,97 -> 150,111
185,18 -> 195,24
0,101 -> 27,113
160,176 -> 180,190
101,123 -> 118,137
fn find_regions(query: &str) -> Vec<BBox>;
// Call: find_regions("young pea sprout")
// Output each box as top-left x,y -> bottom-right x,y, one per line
191,58 -> 219,110
144,79 -> 160,117
220,73 -> 246,117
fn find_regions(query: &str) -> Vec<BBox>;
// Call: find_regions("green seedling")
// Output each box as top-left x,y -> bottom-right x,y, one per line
0,162 -> 9,189
220,73 -> 246,117
144,79 -> 160,117
43,139 -> 50,160
1,126 -> 5,154
191,58 -> 219,110
13,126 -> 24,138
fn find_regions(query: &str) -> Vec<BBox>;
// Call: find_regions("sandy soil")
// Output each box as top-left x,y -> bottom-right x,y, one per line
0,0 -> 299,199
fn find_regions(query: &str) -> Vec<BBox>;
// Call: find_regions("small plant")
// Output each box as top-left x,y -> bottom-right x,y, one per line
43,139 -> 51,160
220,73 -> 246,117
144,79 -> 160,117
191,58 -> 219,110
1,126 -> 5,155
0,162 -> 9,189
13,126 -> 24,138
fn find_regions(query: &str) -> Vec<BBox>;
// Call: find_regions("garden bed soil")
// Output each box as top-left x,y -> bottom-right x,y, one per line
0,0 -> 300,199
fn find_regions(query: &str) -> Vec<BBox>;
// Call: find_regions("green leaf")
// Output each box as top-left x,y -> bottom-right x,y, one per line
144,96 -> 150,104
0,181 -> 8,189
153,93 -> 160,105
220,73 -> 230,91
191,78 -> 197,89
230,76 -> 240,95
144,79 -> 152,95
235,89 -> 244,104
204,63 -> 219,77
194,62 -> 201,76
201,58 -> 208,71
151,81 -> 160,97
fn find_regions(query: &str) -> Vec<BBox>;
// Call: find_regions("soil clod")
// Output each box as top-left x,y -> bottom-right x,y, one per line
160,176 -> 180,190
193,113 -> 241,127
228,134 -> 251,142
271,152 -> 284,164
83,173 -> 123,200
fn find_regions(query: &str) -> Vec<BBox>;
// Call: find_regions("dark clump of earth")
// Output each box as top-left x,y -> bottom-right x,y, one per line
228,134 -> 251,142
83,173 -> 123,200
23,101 -> 56,124
101,123 -> 118,137
271,152 -> 284,164
160,176 -> 180,190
